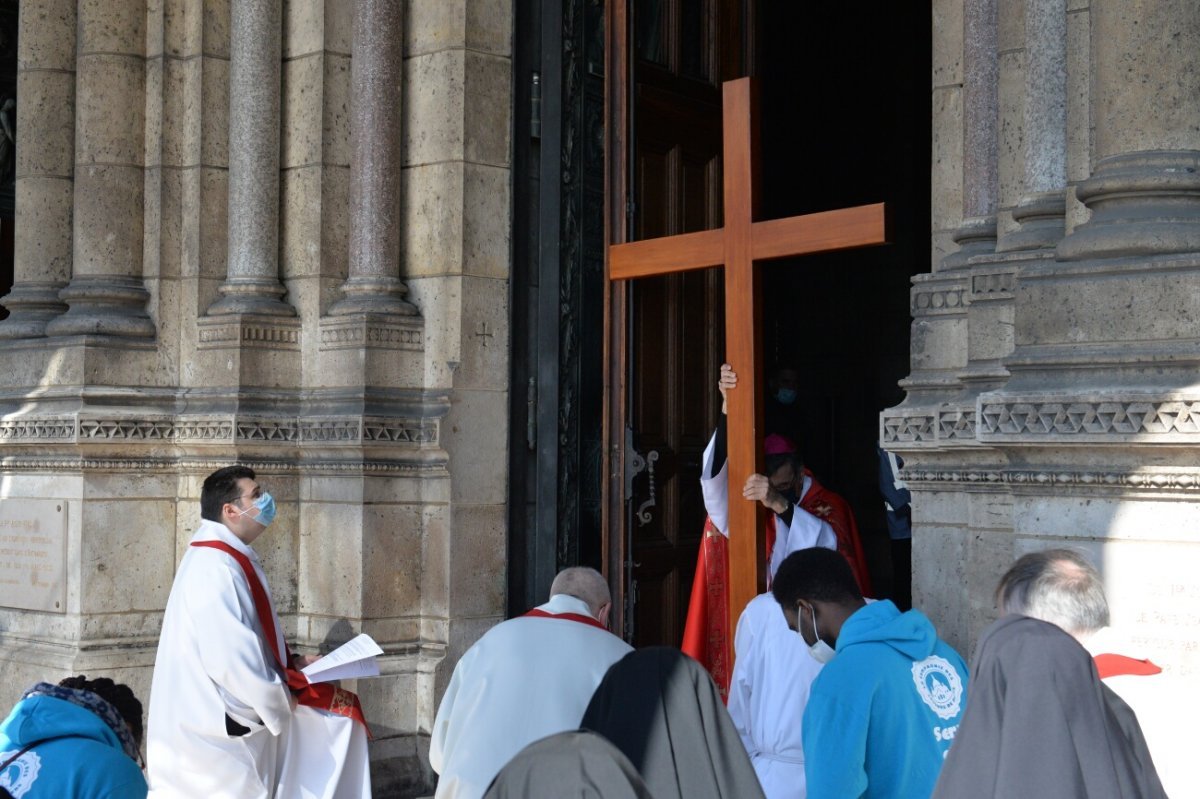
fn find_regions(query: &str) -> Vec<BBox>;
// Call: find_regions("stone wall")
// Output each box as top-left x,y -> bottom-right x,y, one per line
886,0 -> 1200,679
0,1 -> 512,793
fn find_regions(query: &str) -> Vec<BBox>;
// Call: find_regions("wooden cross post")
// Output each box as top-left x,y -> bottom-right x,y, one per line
608,77 -> 887,644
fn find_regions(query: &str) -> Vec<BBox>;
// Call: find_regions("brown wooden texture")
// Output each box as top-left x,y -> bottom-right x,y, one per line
603,0 -> 631,637
607,76 -> 888,647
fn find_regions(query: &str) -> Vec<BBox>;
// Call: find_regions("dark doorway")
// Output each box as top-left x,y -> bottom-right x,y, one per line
613,0 -> 930,645
754,3 -> 931,596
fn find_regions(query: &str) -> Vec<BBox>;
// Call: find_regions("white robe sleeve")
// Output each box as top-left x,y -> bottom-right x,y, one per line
185,559 -> 293,736
429,646 -> 472,775
700,430 -> 730,536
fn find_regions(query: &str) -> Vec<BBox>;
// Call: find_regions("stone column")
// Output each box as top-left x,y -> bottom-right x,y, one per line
0,0 -> 75,339
1003,0 -> 1068,252
328,0 -> 415,317
1058,0 -> 1200,260
44,0 -> 154,339
943,0 -> 999,268
205,0 -> 292,316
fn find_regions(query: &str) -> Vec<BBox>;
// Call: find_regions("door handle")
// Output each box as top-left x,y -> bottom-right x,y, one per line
636,450 -> 660,527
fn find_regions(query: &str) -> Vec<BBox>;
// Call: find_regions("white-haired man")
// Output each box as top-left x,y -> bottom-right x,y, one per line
430,567 -> 632,799
997,548 -> 1195,798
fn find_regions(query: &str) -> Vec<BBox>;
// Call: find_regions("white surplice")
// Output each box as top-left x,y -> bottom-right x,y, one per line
147,519 -> 370,799
430,594 -> 633,799
1083,626 -> 1198,799
700,430 -> 837,577
727,594 -> 823,799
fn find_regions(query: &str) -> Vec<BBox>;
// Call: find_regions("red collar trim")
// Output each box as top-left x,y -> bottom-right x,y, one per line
522,607 -> 609,632
1094,653 -> 1163,679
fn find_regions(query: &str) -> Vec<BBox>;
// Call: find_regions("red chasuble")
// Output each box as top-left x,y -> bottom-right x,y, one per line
681,473 -> 870,699
190,540 -> 371,735
800,469 -> 873,597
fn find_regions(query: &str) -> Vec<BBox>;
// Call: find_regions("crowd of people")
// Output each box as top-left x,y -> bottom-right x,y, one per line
0,366 -> 1183,798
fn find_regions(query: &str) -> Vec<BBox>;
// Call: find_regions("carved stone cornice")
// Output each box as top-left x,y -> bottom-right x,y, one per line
0,455 -> 448,475
0,414 -> 439,447
903,466 -> 1200,495
318,314 -> 423,351
979,397 -> 1200,441
885,396 -> 1200,445
911,273 -> 969,317
196,314 -> 302,351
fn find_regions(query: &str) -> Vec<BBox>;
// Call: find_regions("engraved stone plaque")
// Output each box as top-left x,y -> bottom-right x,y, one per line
0,500 -> 68,613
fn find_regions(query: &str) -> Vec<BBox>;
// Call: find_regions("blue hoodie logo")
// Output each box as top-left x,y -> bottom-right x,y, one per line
0,748 -> 42,797
911,656 -> 963,721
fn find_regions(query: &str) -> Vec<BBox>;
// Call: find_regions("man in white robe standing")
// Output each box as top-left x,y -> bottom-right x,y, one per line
147,465 -> 371,798
430,567 -> 632,799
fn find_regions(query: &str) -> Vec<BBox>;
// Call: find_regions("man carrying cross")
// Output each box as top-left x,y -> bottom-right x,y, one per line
682,364 -> 871,697
608,77 -> 886,679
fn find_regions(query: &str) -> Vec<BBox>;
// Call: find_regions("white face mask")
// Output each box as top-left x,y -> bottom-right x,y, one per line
801,604 -> 836,664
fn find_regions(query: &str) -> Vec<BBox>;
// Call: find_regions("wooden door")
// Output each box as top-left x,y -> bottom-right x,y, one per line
617,0 -> 748,647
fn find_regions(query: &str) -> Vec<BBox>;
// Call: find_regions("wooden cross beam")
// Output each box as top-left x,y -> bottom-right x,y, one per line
608,77 -> 887,644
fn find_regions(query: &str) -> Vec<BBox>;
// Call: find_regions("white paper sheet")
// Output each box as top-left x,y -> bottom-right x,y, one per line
301,633 -> 384,683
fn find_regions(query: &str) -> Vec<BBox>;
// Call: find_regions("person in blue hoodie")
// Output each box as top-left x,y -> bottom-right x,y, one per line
771,548 -> 968,799
0,675 -> 147,798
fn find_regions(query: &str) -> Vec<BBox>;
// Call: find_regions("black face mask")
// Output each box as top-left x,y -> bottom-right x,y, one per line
779,488 -> 799,506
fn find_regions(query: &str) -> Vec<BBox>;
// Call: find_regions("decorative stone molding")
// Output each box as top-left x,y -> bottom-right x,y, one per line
903,467 -> 1200,494
968,269 -> 1015,300
938,407 -> 979,441
0,415 -> 438,446
318,316 -> 423,351
980,399 -> 1200,439
78,419 -> 175,441
197,316 -> 302,351
880,411 -> 937,443
0,418 -> 77,441
882,406 -> 980,445
0,456 -> 446,475
363,420 -> 436,444
911,284 -> 968,316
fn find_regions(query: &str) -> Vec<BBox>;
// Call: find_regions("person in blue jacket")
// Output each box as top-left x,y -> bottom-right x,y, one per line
0,675 -> 147,798
772,548 -> 968,799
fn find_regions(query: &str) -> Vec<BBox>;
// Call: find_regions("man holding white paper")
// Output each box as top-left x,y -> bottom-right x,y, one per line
147,465 -> 372,798
431,567 -> 632,799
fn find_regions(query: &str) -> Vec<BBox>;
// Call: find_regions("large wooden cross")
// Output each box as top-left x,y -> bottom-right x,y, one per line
608,77 -> 887,641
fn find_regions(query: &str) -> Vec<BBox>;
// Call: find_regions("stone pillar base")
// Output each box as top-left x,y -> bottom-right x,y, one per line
1058,150 -> 1200,261
942,217 -> 998,271
0,282 -> 69,339
44,277 -> 155,339
999,190 -> 1066,253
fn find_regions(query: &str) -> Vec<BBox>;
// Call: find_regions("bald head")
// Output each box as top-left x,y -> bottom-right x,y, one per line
997,548 -> 1109,639
550,567 -> 611,622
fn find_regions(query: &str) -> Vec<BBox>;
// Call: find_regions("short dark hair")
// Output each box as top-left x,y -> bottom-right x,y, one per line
58,675 -> 144,746
200,465 -> 255,522
996,549 -> 1109,636
772,547 -> 862,608
765,450 -> 803,478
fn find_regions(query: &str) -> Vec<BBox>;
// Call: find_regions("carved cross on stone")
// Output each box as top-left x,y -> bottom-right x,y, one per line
475,322 -> 495,347
608,77 -> 888,648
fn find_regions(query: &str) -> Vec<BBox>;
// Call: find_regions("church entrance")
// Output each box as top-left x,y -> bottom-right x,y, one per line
607,1 -> 931,646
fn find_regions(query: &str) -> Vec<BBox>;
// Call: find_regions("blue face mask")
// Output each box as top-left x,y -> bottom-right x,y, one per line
775,388 -> 797,405
237,492 -> 277,528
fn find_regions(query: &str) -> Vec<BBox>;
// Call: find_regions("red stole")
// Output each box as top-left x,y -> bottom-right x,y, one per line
189,540 -> 370,735
522,607 -> 610,632
1094,653 -> 1163,679
800,470 -> 874,596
